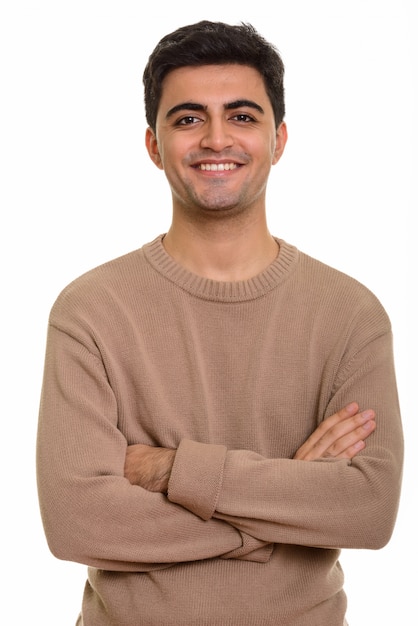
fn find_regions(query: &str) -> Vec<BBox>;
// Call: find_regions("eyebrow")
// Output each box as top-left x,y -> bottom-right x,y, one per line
165,99 -> 265,120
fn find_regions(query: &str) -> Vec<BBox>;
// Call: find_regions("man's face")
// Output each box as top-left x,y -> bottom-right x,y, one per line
146,64 -> 287,218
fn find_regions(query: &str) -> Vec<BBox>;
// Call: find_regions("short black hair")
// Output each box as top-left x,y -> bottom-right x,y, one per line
143,21 -> 285,131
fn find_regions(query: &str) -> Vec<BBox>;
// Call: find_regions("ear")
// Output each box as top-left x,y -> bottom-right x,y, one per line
145,127 -> 163,170
272,122 -> 288,165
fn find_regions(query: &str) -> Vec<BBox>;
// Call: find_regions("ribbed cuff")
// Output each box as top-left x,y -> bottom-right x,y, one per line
168,439 -> 227,521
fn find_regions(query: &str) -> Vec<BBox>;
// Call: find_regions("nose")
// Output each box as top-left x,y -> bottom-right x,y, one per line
200,119 -> 233,152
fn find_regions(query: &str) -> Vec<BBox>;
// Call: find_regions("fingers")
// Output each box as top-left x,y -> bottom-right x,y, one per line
319,416 -> 376,459
294,403 -> 376,461
302,402 -> 360,446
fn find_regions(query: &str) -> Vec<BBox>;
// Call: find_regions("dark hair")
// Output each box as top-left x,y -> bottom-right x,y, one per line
143,21 -> 285,131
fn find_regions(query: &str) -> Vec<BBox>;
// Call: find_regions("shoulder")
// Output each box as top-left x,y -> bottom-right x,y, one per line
49,239 -> 159,325
280,241 -> 392,333
299,247 -> 383,303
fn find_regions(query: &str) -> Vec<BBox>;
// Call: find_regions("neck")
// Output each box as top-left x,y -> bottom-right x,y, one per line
162,214 -> 279,282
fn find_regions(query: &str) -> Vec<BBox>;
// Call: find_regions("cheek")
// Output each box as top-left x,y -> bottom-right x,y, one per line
249,133 -> 278,164
154,137 -> 178,171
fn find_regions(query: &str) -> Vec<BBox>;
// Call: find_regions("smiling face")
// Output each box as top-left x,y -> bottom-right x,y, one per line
146,64 -> 287,221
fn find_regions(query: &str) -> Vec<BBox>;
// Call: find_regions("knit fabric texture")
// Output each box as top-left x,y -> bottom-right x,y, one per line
37,236 -> 403,625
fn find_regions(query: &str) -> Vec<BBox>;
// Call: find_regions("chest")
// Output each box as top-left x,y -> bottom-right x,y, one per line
101,297 -> 338,457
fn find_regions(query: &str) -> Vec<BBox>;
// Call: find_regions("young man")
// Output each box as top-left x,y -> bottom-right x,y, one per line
36,21 -> 403,626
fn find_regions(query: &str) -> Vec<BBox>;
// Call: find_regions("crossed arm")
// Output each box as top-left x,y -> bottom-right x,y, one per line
124,402 -> 376,492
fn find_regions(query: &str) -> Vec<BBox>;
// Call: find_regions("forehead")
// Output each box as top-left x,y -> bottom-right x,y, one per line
158,64 -> 270,111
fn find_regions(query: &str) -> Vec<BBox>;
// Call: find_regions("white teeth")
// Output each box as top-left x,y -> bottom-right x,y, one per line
198,163 -> 237,171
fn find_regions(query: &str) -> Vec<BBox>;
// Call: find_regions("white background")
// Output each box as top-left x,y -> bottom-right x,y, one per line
1,1 -> 416,624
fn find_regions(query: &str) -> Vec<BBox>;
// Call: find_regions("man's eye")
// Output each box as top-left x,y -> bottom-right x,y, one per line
177,116 -> 200,126
232,114 -> 255,122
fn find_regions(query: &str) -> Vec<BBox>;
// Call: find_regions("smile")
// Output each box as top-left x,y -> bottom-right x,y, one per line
197,163 -> 239,171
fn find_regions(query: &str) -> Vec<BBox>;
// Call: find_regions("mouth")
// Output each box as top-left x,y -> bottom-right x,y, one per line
194,162 -> 241,171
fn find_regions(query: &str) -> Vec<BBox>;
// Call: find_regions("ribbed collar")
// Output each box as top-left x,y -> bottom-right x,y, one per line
143,235 -> 299,303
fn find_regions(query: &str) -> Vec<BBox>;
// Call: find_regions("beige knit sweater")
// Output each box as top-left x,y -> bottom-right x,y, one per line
37,236 -> 403,626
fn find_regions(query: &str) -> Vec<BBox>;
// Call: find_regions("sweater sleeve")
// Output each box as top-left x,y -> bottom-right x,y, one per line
36,324 -> 269,572
168,329 -> 404,550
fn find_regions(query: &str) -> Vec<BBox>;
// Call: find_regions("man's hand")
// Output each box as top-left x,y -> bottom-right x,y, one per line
124,444 -> 176,493
294,402 -> 376,461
